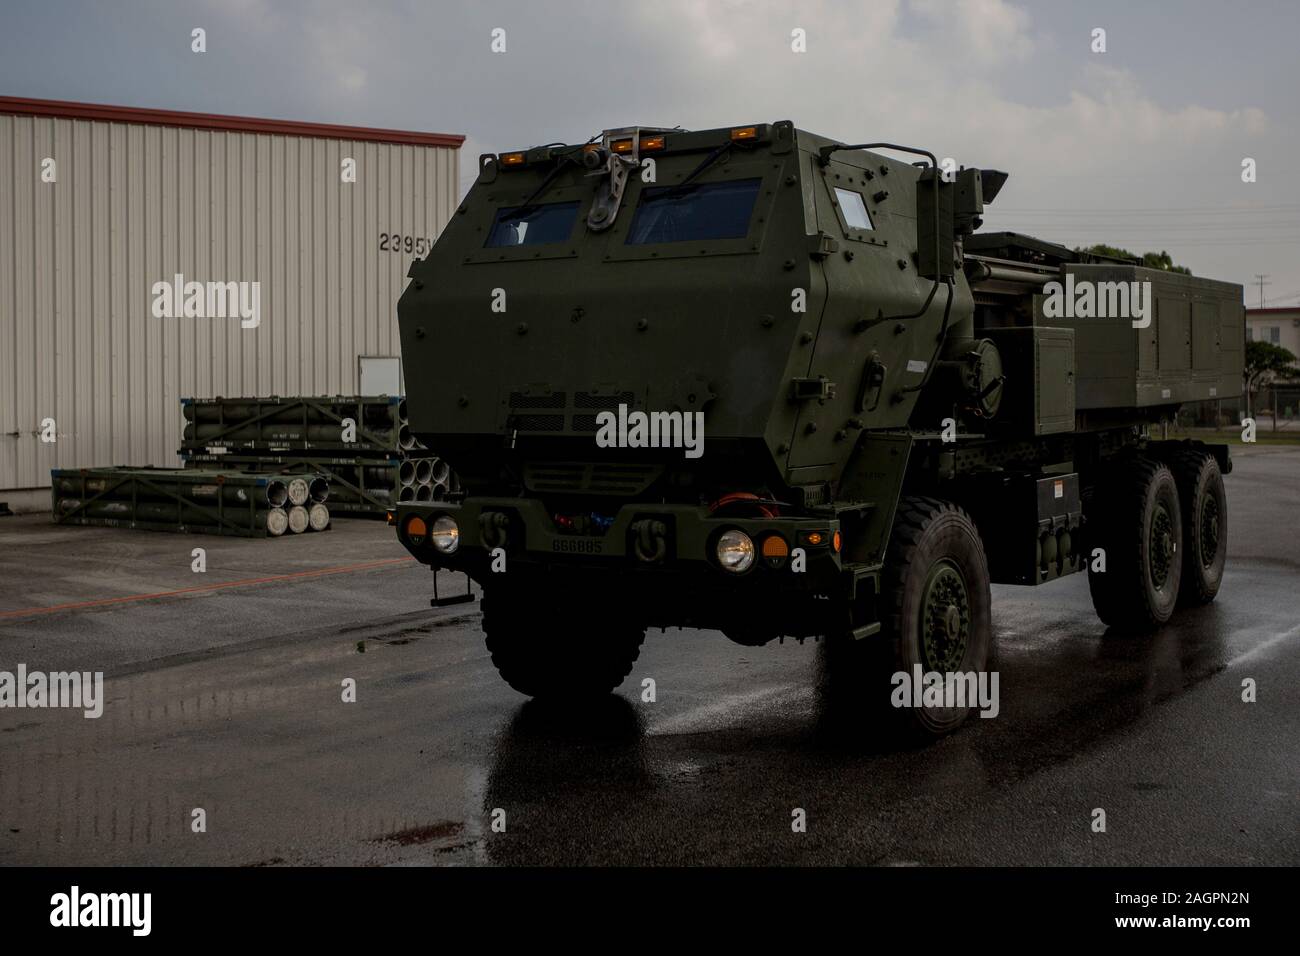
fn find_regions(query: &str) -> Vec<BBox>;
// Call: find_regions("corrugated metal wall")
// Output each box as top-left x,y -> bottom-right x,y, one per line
0,112 -> 459,493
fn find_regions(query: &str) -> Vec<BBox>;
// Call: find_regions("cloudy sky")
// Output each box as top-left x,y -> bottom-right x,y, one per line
4,0 -> 1298,303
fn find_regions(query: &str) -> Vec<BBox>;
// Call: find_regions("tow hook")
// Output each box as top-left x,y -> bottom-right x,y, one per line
479,511 -> 510,550
631,519 -> 668,563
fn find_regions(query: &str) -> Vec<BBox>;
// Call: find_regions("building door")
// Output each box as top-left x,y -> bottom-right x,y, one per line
359,356 -> 403,396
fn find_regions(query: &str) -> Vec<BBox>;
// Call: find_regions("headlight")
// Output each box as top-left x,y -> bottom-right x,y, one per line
431,515 -> 460,554
716,529 -> 755,573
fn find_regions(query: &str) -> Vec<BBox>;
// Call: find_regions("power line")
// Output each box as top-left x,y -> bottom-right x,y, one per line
994,217 -> 1300,224
987,214 -> 1300,223
985,225 -> 1300,235
993,203 -> 1300,214
988,234 -> 1297,245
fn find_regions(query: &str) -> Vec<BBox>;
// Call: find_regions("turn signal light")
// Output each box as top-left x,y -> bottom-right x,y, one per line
761,534 -> 790,569
405,515 -> 428,546
833,530 -> 842,553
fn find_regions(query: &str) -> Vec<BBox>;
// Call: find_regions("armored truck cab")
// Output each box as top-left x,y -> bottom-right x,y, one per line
395,122 -> 1243,737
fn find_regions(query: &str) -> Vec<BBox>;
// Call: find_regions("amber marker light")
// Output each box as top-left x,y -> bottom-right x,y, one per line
761,534 -> 790,569
405,515 -> 428,546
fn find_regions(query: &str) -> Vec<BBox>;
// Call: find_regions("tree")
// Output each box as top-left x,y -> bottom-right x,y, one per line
1243,340 -> 1300,418
1076,244 -> 1192,275
1137,250 -> 1191,274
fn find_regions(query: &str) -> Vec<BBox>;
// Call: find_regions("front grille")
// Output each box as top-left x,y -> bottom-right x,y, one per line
511,414 -> 565,432
523,461 -> 663,496
508,391 -> 567,409
571,414 -> 602,433
574,390 -> 634,409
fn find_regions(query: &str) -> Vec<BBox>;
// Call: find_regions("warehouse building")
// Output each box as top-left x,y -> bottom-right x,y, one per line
0,96 -> 463,513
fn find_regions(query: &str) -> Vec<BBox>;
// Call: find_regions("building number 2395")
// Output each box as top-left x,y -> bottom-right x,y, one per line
379,233 -> 432,255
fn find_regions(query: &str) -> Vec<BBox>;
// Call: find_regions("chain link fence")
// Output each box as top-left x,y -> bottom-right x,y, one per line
1178,383 -> 1300,431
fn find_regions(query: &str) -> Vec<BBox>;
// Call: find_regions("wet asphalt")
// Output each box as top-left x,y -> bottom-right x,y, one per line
0,446 -> 1296,866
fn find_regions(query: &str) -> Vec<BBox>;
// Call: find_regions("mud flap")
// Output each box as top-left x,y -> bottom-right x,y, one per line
837,432 -> 913,566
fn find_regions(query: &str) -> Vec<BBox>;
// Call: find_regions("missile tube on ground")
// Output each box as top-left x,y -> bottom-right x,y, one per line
307,503 -> 331,531
286,505 -> 309,534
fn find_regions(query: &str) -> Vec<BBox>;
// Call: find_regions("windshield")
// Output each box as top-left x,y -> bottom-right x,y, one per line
625,178 -> 762,244
485,200 -> 581,247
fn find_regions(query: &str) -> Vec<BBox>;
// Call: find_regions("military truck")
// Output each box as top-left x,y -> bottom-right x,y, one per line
393,122 -> 1242,736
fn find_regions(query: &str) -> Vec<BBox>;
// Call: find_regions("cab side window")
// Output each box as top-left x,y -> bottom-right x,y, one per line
833,187 -> 873,231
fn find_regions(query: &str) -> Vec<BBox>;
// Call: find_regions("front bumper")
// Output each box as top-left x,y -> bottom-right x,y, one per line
395,496 -> 844,591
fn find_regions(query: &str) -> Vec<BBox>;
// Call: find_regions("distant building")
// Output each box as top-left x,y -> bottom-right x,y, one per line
0,97 -> 463,512
1246,306 -> 1300,357
1242,307 -> 1300,428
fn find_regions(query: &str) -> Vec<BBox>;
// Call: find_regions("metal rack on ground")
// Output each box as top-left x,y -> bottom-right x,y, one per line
51,466 -> 330,538
179,395 -> 458,516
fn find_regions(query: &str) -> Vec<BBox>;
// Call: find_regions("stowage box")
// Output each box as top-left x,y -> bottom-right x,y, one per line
1037,265 -> 1245,411
957,471 -> 1083,586
984,326 -> 1076,436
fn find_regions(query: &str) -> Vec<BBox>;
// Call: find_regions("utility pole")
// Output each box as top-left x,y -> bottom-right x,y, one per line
1253,274 -> 1270,309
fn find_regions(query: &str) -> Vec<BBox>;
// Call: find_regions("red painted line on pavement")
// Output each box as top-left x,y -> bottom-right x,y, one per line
0,556 -> 417,620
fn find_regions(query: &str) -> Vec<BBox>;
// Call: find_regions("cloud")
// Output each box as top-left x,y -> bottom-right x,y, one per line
608,0 -> 1270,185
4,0 -> 1290,290
337,65 -> 367,92
911,0 -> 1034,65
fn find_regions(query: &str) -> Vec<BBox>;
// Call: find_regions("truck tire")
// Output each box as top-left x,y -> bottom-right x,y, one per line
1169,451 -> 1226,606
481,583 -> 645,700
1086,456 -> 1183,629
823,497 -> 993,740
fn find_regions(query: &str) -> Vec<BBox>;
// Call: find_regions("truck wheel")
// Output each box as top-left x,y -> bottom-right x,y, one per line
1169,451 -> 1226,606
878,497 -> 994,737
821,497 -> 991,739
1086,456 -> 1183,629
481,584 -> 645,700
